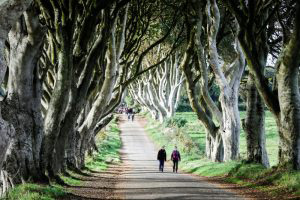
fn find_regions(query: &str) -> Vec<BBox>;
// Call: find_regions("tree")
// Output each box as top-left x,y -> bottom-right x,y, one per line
3,4 -> 45,183
224,0 -> 300,169
181,0 -> 245,162
130,51 -> 184,122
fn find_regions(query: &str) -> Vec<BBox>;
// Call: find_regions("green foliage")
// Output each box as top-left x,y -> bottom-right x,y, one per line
2,184 -> 66,200
174,111 -> 278,166
164,117 -> 187,128
125,95 -> 134,107
125,96 -> 141,113
145,113 -> 201,161
85,118 -> 121,171
176,96 -> 193,112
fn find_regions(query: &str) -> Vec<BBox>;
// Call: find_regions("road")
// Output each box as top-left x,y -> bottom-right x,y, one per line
115,116 -> 246,200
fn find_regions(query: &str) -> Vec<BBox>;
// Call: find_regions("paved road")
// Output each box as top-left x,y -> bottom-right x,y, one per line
115,116 -> 246,200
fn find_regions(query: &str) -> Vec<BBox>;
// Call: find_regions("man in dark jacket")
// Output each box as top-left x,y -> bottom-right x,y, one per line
157,145 -> 167,172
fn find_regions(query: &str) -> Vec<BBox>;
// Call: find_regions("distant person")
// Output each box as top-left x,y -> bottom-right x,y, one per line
157,146 -> 167,172
171,146 -> 181,173
127,108 -> 133,121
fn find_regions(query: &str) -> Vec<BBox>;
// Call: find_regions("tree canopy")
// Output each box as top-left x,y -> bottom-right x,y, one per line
0,0 -> 300,196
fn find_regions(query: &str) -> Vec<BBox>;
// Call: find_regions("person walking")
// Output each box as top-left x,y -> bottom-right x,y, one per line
127,108 -> 133,121
171,146 -> 181,173
157,146 -> 167,172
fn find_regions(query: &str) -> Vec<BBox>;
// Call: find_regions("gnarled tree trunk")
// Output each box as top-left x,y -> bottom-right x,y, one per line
276,29 -> 300,169
1,8 -> 45,191
205,0 -> 245,161
243,75 -> 269,167
0,0 -> 33,84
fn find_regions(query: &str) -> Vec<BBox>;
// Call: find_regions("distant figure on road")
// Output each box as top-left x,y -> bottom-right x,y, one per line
157,146 -> 167,172
127,108 -> 135,121
171,146 -> 181,173
127,108 -> 133,120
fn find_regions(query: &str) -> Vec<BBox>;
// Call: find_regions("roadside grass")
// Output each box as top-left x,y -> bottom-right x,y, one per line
85,117 -> 121,171
2,184 -> 66,200
144,111 -> 300,198
60,171 -> 81,186
2,117 -> 122,200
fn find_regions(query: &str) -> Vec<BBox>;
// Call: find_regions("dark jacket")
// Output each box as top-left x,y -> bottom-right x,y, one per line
171,150 -> 181,161
157,149 -> 167,161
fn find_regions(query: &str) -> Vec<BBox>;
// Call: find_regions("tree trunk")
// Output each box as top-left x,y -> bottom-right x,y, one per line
1,8 -> 45,188
205,0 -> 245,162
243,75 -> 269,167
235,2 -> 300,169
41,26 -> 73,177
219,91 -> 241,161
276,52 -> 300,169
0,118 -> 14,172
53,12 -> 115,173
66,129 -> 80,169
0,0 -> 33,85
77,33 -> 118,168
210,133 -> 224,162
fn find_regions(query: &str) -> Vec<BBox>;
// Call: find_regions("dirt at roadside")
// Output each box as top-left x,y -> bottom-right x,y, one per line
60,164 -> 124,200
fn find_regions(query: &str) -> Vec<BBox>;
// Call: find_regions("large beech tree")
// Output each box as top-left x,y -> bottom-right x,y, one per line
0,0 -> 34,195
224,0 -> 300,169
180,0 -> 245,162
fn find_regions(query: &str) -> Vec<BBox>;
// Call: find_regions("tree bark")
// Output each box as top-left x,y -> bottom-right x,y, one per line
41,23 -> 73,178
219,91 -> 241,161
229,1 -> 300,169
0,0 -> 33,85
77,22 -> 119,168
205,0 -> 244,161
276,15 -> 300,168
1,8 -> 45,189
243,75 -> 269,167
0,119 -> 14,172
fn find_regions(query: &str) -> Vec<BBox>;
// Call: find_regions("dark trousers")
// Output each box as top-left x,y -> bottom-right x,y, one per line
173,160 -> 179,172
159,160 -> 165,172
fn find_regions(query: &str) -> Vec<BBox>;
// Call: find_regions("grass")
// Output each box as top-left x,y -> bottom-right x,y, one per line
1,184 -> 66,200
60,171 -> 81,186
174,111 -> 278,166
2,117 -> 122,200
144,111 -> 300,198
85,118 -> 121,171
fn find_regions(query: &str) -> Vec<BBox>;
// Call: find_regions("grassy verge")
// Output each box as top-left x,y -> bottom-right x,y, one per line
144,112 -> 300,198
85,117 -> 121,171
2,184 -> 66,200
2,117 -> 122,200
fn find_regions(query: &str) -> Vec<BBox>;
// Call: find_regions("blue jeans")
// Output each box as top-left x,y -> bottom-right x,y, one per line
159,160 -> 165,172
